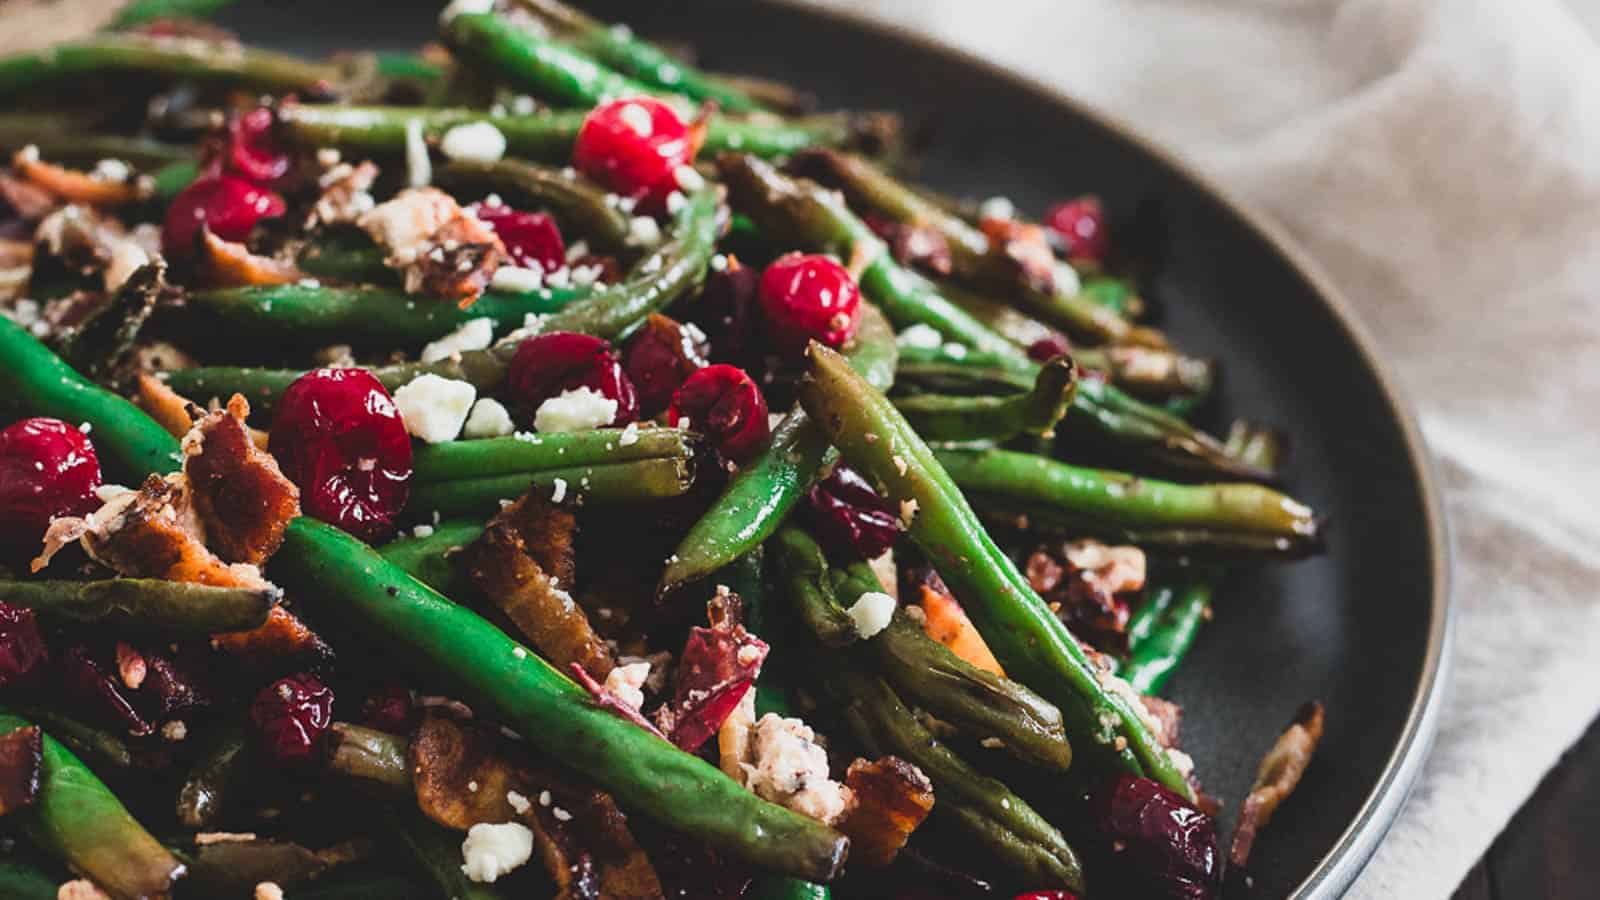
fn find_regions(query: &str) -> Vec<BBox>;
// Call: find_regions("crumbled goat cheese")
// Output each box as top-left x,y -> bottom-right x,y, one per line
511,95 -> 537,115
103,239 -> 150,293
674,165 -> 706,191
91,158 -> 131,183
463,397 -> 515,439
603,661 -> 651,711
161,720 -> 188,741
978,196 -> 1016,221
617,422 -> 640,446
533,387 -> 616,433
421,317 -> 495,363
491,263 -> 544,292
440,0 -> 495,25
627,215 -> 661,247
404,118 -> 431,187
897,323 -> 944,350
549,477 -> 567,503
506,790 -> 531,814
94,484 -> 133,503
1053,260 -> 1081,295
460,822 -> 534,883
741,714 -> 853,825
412,524 -> 436,539
254,883 -> 284,900
845,591 -> 896,639
665,191 -> 688,213
440,121 -> 508,163
564,240 -> 589,262
394,374 -> 476,443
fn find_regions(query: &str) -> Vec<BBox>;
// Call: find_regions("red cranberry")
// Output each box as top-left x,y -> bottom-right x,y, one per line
623,314 -> 708,416
806,465 -> 902,560
758,253 -> 861,356
573,97 -> 702,210
508,332 -> 638,427
61,645 -> 151,736
0,602 -> 46,689
162,174 -> 287,259
691,265 -> 761,367
251,673 -> 335,765
469,202 -> 565,272
1044,196 -> 1108,264
270,368 -> 412,543
0,417 -> 102,557
360,682 -> 414,734
1089,774 -> 1219,900
665,365 -> 769,462
226,106 -> 293,187
1027,334 -> 1072,362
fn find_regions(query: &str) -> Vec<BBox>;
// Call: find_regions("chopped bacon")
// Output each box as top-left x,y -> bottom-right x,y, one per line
979,215 -> 1057,291
0,725 -> 42,817
182,394 -> 299,566
1229,701 -> 1326,870
864,214 -> 952,275
197,229 -> 303,287
655,591 -> 769,752
836,756 -> 934,867
356,187 -> 505,304
1028,540 -> 1144,654
306,160 -> 378,229
1140,695 -> 1184,750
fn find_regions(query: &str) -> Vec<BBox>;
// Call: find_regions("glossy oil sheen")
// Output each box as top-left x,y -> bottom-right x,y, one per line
221,2 -> 1449,896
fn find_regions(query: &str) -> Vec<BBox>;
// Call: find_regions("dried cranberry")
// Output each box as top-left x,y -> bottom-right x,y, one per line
656,597 -> 768,752
507,332 -> 638,426
360,682 -> 414,734
0,417 -> 102,557
226,106 -> 293,187
806,465 -> 902,560
691,265 -> 761,367
270,368 -> 412,543
623,314 -> 709,416
162,174 -> 287,259
666,365 -> 769,462
0,602 -> 46,689
1089,774 -> 1219,899
251,673 -> 335,765
139,652 -> 212,722
469,202 -> 565,272
1044,196 -> 1108,264
573,97 -> 703,210
61,645 -> 151,735
758,253 -> 861,356
1027,334 -> 1072,362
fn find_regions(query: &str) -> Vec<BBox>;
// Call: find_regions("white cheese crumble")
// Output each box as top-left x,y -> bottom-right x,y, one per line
549,477 -> 567,503
460,822 -> 534,883
533,387 -> 616,433
394,374 -> 476,443
463,397 -> 515,439
626,215 -> 661,247
421,317 -> 494,363
617,102 -> 654,136
412,524 -> 436,539
491,263 -> 544,292
741,714 -> 853,825
979,196 -> 1016,221
674,164 -> 706,191
103,240 -> 150,293
617,422 -> 640,446
439,0 -> 495,25
602,661 -> 651,711
91,158 -> 131,183
845,591 -> 896,639
404,118 -> 431,188
440,121 -> 508,163
506,790 -> 531,814
1053,260 -> 1081,296
897,323 -> 944,350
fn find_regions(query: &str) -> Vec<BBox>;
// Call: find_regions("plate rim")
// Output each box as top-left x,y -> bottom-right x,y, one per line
753,1 -> 1456,895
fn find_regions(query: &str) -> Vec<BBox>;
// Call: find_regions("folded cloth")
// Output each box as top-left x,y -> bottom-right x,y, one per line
808,0 -> 1600,896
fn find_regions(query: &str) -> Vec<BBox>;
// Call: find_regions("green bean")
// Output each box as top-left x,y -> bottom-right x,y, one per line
392,812 -> 501,900
150,158 -> 198,204
176,721 -> 250,829
110,0 -> 237,28
0,116 -> 192,168
327,723 -> 412,791
437,158 -> 632,251
1121,582 -> 1212,695
0,712 -> 185,899
1072,376 -> 1272,481
936,446 -> 1318,556
295,873 -> 434,900
514,0 -> 766,112
0,860 -> 57,900
411,426 -> 697,481
796,342 -> 1193,798
293,228 -> 398,285
773,527 -> 860,648
442,11 -> 665,106
0,578 -> 276,635
408,456 -> 695,517
1079,274 -> 1145,319
378,520 -> 485,598
891,354 -> 1076,443
0,323 -> 850,883
658,300 -> 896,594
0,34 -> 337,97
278,103 -> 885,164
933,277 -> 1064,350
747,878 -> 832,900
3,704 -> 137,771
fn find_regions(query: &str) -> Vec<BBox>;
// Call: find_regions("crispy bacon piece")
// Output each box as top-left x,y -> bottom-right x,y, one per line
13,149 -> 147,206
0,725 -> 42,817
1027,540 -> 1145,654
979,215 -> 1057,291
198,229 -> 303,287
1141,695 -> 1184,750
1228,701 -> 1326,870
306,160 -> 378,229
463,493 -> 612,678
655,591 -> 768,752
357,187 -> 505,304
183,394 -> 299,566
836,756 -> 934,867
864,214 -> 952,275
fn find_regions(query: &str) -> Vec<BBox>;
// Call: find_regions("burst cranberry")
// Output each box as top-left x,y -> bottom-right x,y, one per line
270,368 -> 412,543
469,202 -> 565,272
666,365 -> 769,462
1089,774 -> 1220,899
573,97 -> 703,209
0,603 -> 46,689
806,465 -> 902,560
360,682 -> 414,734
758,253 -> 861,356
508,332 -> 638,427
1027,334 -> 1072,362
61,645 -> 151,735
226,106 -> 293,186
624,314 -> 709,416
162,174 -> 287,258
1044,196 -> 1108,264
692,265 -> 761,367
0,417 -> 102,557
252,673 -> 334,765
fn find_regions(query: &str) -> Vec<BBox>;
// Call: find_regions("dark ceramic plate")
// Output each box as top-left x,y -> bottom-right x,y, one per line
219,1 -> 1453,895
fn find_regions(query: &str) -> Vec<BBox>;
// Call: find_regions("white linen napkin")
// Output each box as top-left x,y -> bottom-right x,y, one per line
804,0 -> 1600,896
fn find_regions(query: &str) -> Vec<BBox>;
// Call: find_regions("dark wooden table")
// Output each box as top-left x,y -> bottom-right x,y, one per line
1448,715 -> 1599,899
